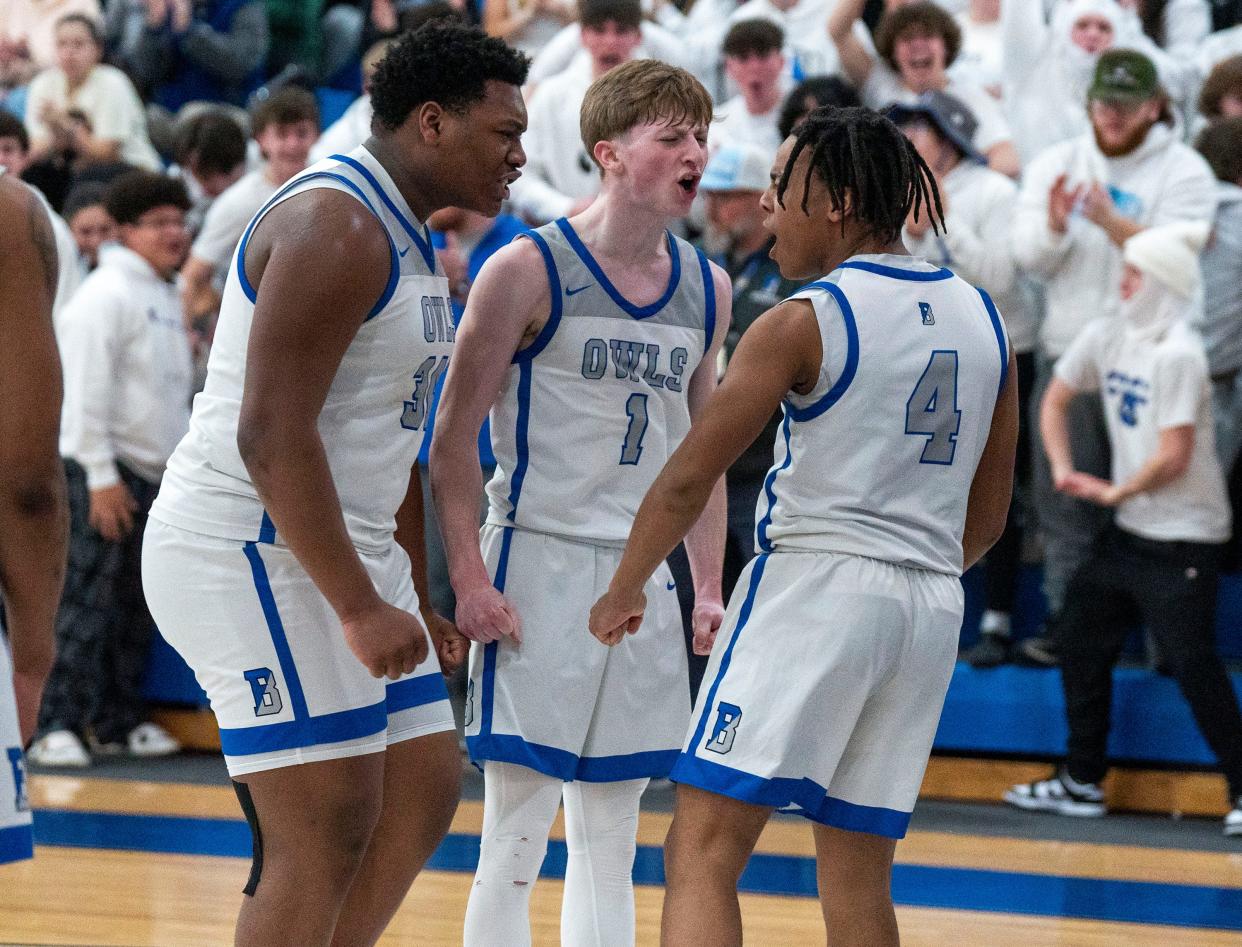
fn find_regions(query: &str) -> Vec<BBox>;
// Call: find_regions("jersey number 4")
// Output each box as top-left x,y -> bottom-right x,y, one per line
401,355 -> 450,431
905,350 -> 961,465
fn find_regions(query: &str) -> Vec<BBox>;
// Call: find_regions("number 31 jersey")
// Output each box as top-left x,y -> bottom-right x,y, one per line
485,218 -> 714,545
756,254 -> 1008,576
151,146 -> 454,554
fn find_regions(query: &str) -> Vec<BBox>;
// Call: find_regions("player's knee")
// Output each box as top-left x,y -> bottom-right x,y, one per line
476,830 -> 549,887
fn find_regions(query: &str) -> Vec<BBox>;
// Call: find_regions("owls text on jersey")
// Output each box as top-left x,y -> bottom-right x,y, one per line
754,255 -> 1009,575
150,146 -> 454,554
484,217 -> 716,545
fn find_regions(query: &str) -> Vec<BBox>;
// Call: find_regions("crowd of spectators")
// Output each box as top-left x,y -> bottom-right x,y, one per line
3,0 -> 1242,820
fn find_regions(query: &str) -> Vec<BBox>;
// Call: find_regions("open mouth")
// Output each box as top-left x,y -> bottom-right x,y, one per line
678,173 -> 701,196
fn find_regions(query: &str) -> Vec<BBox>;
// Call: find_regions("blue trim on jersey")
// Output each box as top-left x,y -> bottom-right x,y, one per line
218,673 -> 447,756
0,823 -> 33,864
505,361 -> 533,520
697,248 -> 716,356
328,152 -> 437,272
555,217 -> 681,319
755,418 -> 792,553
687,555 -> 769,754
242,542 -> 309,721
513,231 -> 562,364
257,510 -> 276,545
234,169 -> 399,321
836,260 -> 953,282
975,286 -> 1010,395
466,733 -> 680,782
783,281 -> 859,422
479,526 -> 515,744
670,755 -> 911,838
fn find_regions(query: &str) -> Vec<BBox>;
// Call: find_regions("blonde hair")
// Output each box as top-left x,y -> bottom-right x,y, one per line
579,60 -> 714,171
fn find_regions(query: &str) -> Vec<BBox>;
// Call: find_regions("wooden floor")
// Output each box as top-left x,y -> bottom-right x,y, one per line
4,774 -> 1242,946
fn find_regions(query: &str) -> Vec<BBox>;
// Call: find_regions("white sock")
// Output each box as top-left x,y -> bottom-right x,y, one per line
559,778 -> 648,947
980,609 -> 1012,637
463,762 -> 564,947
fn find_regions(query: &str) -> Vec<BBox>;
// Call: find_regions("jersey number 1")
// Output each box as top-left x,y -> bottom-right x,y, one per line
620,393 -> 649,465
905,350 -> 961,465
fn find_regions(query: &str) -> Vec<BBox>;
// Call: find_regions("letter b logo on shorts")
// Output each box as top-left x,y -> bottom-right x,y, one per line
244,668 -> 283,718
705,701 -> 742,755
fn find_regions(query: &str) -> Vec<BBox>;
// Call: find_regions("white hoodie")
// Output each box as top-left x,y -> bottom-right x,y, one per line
1012,122 -> 1216,358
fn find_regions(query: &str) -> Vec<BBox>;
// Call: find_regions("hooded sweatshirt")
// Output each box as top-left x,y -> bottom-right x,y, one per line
1011,121 -> 1216,358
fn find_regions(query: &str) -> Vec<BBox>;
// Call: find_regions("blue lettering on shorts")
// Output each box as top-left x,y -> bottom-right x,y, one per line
6,747 -> 27,812
244,668 -> 284,717
704,701 -> 743,755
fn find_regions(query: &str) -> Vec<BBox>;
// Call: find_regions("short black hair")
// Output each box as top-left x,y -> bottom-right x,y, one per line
62,181 -> 109,220
0,109 -> 29,152
579,0 -> 642,32
56,13 -> 103,49
777,74 -> 862,140
104,170 -> 191,225
174,110 -> 247,176
777,105 -> 943,243
1197,116 -> 1242,184
370,22 -> 530,132
875,2 -> 961,71
250,86 -> 320,136
722,19 -> 784,59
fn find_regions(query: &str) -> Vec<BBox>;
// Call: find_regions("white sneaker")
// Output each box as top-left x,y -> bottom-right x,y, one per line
1226,799 -> 1242,837
1003,768 -> 1107,817
126,722 -> 181,758
26,730 -> 91,768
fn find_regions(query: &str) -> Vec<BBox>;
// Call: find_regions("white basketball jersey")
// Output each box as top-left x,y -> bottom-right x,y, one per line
756,255 -> 1008,575
151,146 -> 454,553
485,218 -> 715,544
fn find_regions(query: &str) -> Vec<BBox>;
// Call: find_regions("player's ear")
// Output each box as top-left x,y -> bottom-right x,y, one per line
416,101 -> 447,144
592,138 -> 620,177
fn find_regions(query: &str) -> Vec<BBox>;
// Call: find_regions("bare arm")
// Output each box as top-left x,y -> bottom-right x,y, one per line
483,0 -> 534,42
429,239 -> 548,644
590,301 -> 821,644
237,191 -> 426,679
1039,375 -> 1077,486
827,0 -> 875,88
680,262 -> 732,654
962,351 -> 1018,570
0,180 -> 68,743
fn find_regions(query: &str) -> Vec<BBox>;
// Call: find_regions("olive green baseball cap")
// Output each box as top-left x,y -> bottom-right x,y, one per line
1088,49 -> 1160,103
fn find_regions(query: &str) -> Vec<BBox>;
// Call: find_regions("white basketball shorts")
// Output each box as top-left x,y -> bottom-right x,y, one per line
0,639 -> 33,864
464,524 -> 690,782
142,518 -> 454,777
671,551 -> 962,838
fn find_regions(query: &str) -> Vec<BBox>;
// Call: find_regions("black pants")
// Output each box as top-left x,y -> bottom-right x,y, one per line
36,460 -> 161,744
984,351 -> 1036,616
1058,526 -> 1242,798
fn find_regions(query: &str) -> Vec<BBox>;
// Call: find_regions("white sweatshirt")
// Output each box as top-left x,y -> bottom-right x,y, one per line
309,93 -> 372,164
58,244 -> 194,488
903,159 -> 1035,353
1011,123 -> 1217,358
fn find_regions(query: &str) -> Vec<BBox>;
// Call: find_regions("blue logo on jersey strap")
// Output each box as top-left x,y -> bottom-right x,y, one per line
705,702 -> 743,754
666,579 -> 676,591
566,284 -> 592,297
920,302 -> 935,326
244,668 -> 284,717
398,246 -> 410,258
6,748 -> 27,812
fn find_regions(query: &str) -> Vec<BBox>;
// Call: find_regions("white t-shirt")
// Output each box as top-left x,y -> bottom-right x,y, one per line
710,93 -> 784,157
949,14 -> 1003,94
25,64 -> 161,170
1056,318 -> 1230,544
189,169 -> 278,280
309,94 -> 372,165
862,65 -> 1011,154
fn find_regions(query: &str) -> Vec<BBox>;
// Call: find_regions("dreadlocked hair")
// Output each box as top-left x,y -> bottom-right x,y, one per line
777,106 -> 944,242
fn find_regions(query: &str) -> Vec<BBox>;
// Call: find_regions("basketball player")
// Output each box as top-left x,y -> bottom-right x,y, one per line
140,24 -> 528,944
430,59 -> 730,946
0,173 -> 68,865
591,107 -> 1018,946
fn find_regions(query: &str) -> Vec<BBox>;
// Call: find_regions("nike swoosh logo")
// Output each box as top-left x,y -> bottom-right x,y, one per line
566,284 -> 592,296
398,246 -> 410,258
666,580 -> 676,591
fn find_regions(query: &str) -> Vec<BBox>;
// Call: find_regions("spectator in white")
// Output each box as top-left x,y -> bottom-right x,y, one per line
61,181 -> 114,276
1005,221 -> 1242,838
27,171 -> 194,768
950,0 -> 1003,97
1197,19 -> 1242,79
483,0 -> 576,56
776,73 -> 862,136
522,11 -> 685,90
507,0 -> 641,224
889,90 -> 1036,666
1111,0 -> 1211,118
170,109 -> 248,237
734,0 -> 865,85
712,20 -> 788,155
1195,118 -> 1242,470
0,0 -> 100,73
830,0 -> 1019,176
1011,48 -> 1217,665
308,37 -> 394,164
1001,0 -> 1120,167
24,14 -> 161,171
647,0 -> 745,98
179,87 -> 318,338
1198,55 -> 1242,124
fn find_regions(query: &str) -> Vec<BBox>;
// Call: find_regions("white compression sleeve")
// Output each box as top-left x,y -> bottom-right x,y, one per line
463,762 -> 564,947
559,778 -> 649,947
